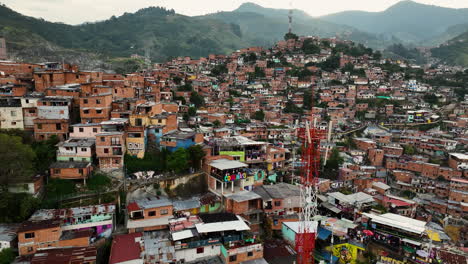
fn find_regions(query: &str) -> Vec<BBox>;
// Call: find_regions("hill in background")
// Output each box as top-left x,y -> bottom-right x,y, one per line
0,5 -> 250,64
1,1 -> 468,68
432,31 -> 468,66
320,0 -> 468,45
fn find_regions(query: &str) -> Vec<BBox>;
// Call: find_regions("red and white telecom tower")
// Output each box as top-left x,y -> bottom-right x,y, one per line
295,89 -> 324,264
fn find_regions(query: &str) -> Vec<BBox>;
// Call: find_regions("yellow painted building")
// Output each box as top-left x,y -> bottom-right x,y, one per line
331,243 -> 365,264
126,136 -> 145,158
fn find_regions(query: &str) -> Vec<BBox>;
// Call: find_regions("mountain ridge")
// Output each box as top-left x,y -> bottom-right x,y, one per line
432,30 -> 468,66
1,1 -> 468,67
320,0 -> 468,45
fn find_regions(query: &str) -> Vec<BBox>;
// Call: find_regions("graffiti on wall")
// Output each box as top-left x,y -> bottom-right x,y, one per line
127,142 -> 144,156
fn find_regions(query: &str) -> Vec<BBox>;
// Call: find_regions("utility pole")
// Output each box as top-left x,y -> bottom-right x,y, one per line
288,1 -> 293,34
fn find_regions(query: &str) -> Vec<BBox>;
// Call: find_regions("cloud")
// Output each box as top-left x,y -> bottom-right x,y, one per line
1,0 -> 467,24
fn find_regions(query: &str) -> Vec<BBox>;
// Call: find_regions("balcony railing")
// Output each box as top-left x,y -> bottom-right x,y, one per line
112,149 -> 123,155
175,237 -> 221,250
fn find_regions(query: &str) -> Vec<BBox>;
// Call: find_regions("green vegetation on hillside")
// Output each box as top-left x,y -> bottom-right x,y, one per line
125,145 -> 205,174
0,5 -> 250,62
432,30 -> 468,66
385,43 -> 426,64
321,0 -> 468,45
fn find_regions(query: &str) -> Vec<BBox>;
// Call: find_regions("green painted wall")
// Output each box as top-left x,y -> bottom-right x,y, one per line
57,156 -> 92,162
220,151 -> 245,162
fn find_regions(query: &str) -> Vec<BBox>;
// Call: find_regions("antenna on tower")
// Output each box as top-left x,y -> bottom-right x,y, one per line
288,1 -> 293,34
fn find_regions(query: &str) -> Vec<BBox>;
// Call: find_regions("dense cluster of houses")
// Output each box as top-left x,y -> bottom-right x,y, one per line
0,35 -> 467,264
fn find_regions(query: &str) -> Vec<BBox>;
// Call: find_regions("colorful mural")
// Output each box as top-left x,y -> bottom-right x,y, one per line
331,243 -> 365,264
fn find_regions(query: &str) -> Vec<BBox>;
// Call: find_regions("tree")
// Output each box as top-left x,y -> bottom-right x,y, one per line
87,173 -> 111,191
32,135 -> 59,174
168,148 -> 189,173
403,145 -> 416,155
213,120 -> 222,128
343,137 -> 357,149
187,145 -> 206,170
303,89 -> 317,110
188,107 -> 197,117
402,190 -> 416,199
247,53 -> 257,62
0,133 -> 36,187
302,39 -> 320,54
423,93 -> 439,105
252,110 -> 265,121
173,76 -> 182,85
284,100 -> 303,114
190,92 -> 204,108
444,225 -> 460,243
210,64 -> 228,76
0,192 -> 40,223
46,178 -> 76,199
0,248 -> 15,264
373,51 -> 382,60
178,83 -> 193,91
19,194 -> 40,221
284,32 -> 298,41
318,55 -> 340,72
342,62 -> 354,73
325,148 -> 344,170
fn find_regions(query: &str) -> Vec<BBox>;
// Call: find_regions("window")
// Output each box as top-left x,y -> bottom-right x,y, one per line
28,109 -> 35,113
111,138 -> 120,145
160,209 -> 168,215
113,159 -> 119,164
101,137 -> 105,142
274,201 -> 281,207
247,251 -> 253,257
25,232 -> 35,239
11,122 -> 16,126
104,148 -> 109,154
229,255 -> 237,262
27,247 -> 33,252
196,247 -> 204,254
83,99 -> 88,104
54,169 -> 60,174
84,110 -> 89,114
135,118 -> 142,126
56,124 -> 62,130
148,211 -> 156,216
79,169 -> 84,174
69,158 -> 74,161
11,111 -> 16,117
96,99 -> 101,104
93,128 -> 98,133
79,128 -> 84,132
81,148 -> 87,152
96,109 -> 102,114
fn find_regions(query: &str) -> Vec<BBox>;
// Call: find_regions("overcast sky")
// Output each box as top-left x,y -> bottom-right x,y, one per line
2,0 -> 468,25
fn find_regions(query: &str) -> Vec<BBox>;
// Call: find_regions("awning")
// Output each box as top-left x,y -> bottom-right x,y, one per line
416,250 -> 429,258
403,245 -> 416,254
172,229 -> 197,241
426,230 -> 441,242
317,227 -> 332,240
322,202 -> 342,214
402,238 -> 422,246
209,159 -> 248,170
